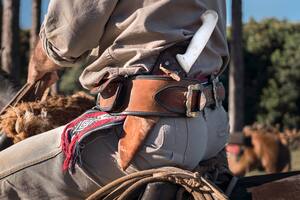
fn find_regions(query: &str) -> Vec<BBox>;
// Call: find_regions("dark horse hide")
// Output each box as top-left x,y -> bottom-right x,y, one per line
0,70 -> 20,150
0,69 -> 20,111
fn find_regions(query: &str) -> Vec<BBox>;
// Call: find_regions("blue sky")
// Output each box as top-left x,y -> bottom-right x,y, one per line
226,0 -> 300,24
20,0 -> 49,29
20,0 -> 300,29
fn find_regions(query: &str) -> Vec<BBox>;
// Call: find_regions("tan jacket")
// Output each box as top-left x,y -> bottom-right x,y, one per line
40,0 -> 229,90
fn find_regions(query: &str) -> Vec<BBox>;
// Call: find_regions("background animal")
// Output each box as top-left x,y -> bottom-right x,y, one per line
227,125 -> 291,176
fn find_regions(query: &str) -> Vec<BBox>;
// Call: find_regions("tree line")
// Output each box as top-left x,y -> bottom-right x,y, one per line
0,0 -> 41,81
0,0 -> 299,129
228,0 -> 300,130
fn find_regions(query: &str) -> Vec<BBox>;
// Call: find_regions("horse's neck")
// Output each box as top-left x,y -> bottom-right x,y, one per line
0,71 -> 20,111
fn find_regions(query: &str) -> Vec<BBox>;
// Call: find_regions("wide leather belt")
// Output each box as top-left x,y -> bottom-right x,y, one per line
97,75 -> 225,117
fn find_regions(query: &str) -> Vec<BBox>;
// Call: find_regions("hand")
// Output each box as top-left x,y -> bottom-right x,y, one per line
27,69 -> 59,87
27,40 -> 60,86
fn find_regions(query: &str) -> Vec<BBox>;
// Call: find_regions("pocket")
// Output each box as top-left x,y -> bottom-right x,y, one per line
140,118 -> 186,166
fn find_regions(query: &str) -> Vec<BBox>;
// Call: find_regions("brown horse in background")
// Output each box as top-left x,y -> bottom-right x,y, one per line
228,125 -> 291,176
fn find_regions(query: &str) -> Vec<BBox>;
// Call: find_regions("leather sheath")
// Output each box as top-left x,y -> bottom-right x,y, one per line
119,116 -> 159,170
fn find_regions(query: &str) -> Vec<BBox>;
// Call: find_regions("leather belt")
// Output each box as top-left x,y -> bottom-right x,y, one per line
97,75 -> 225,117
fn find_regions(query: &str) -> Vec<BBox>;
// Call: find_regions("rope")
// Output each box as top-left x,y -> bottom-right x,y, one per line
86,167 -> 228,200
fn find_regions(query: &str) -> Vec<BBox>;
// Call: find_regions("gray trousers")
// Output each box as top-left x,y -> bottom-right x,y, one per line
0,106 -> 229,199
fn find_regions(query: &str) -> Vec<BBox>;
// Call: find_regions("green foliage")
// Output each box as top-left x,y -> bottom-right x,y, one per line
59,66 -> 86,94
241,18 -> 300,128
258,31 -> 300,128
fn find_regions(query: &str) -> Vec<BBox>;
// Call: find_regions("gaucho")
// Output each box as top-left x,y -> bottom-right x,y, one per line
0,0 -> 229,199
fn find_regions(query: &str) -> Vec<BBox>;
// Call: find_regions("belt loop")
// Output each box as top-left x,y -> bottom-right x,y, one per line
211,75 -> 220,108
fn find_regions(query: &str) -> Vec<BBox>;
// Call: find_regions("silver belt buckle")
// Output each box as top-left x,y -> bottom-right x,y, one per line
186,84 -> 205,117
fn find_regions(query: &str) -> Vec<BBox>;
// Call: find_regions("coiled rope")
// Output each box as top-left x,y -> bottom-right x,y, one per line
86,167 -> 228,200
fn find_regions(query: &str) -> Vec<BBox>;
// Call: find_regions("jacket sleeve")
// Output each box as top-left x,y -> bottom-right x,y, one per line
40,0 -> 118,67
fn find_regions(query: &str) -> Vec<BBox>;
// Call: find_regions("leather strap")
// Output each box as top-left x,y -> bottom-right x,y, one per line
97,75 -> 225,117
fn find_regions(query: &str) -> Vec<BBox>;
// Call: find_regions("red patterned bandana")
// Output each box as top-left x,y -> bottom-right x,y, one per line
61,109 -> 125,172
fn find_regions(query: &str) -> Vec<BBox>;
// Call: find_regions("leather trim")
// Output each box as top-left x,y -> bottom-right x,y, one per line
97,82 -> 123,112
